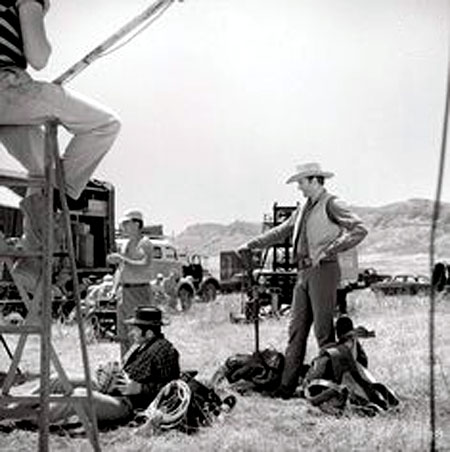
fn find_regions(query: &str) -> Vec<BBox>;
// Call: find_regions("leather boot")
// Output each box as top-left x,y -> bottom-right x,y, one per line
12,194 -> 66,294
11,257 -> 42,294
20,193 -> 66,251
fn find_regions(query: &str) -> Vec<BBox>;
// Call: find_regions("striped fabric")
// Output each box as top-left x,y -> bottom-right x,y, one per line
0,0 -> 26,68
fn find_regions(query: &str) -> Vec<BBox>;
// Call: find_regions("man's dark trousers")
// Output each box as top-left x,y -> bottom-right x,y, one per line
281,260 -> 340,392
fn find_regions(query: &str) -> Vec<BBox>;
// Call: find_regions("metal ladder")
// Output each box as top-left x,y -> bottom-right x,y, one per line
0,123 -> 101,452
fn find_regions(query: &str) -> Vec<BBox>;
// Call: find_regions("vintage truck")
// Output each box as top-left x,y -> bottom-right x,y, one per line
370,274 -> 430,296
0,179 -> 116,318
354,267 -> 391,289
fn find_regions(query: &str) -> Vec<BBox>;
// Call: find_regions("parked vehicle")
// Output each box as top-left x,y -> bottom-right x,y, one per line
371,274 -> 430,296
354,267 -> 391,289
179,255 -> 220,303
0,179 -> 116,318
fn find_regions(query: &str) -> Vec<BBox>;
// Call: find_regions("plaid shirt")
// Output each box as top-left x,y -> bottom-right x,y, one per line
123,334 -> 180,409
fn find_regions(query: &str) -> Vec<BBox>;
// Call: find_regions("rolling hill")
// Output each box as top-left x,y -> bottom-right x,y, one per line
174,198 -> 450,261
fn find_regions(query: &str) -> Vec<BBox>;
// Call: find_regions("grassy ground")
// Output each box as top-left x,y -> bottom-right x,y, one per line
0,289 -> 449,451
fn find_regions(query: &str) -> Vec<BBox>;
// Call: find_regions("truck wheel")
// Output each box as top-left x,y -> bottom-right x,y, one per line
178,287 -> 193,312
83,314 -> 98,343
202,281 -> 217,303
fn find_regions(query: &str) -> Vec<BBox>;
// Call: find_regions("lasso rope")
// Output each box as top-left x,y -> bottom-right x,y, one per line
144,379 -> 191,430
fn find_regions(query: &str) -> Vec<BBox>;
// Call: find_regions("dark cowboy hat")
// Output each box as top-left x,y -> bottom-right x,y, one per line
124,306 -> 169,327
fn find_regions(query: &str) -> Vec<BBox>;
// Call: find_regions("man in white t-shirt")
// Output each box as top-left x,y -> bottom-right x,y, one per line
107,210 -> 154,359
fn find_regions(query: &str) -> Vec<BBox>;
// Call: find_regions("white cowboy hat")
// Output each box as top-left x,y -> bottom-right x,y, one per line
119,209 -> 144,225
286,162 -> 334,184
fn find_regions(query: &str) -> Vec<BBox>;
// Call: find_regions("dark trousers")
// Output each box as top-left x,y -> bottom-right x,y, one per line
117,284 -> 154,359
281,261 -> 340,392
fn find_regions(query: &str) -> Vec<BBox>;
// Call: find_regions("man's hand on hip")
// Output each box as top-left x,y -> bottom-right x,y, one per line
311,251 -> 327,268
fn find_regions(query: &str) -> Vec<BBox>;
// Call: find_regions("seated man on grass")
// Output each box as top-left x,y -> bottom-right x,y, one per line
0,306 -> 180,426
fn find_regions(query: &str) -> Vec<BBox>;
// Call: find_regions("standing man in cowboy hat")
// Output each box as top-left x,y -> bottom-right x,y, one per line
239,162 -> 368,399
107,209 -> 155,359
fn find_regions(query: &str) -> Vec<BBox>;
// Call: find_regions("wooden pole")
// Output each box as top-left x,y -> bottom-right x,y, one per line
53,0 -> 177,86
52,130 -> 101,452
38,122 -> 56,452
429,48 -> 450,452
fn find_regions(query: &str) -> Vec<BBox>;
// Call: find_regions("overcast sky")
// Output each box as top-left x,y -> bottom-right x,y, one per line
1,0 -> 449,234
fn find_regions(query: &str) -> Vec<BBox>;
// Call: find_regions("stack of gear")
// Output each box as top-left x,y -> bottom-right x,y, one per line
303,315 -> 400,416
213,348 -> 285,394
141,372 -> 236,434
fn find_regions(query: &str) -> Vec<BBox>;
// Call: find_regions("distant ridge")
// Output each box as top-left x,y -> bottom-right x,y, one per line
174,198 -> 450,258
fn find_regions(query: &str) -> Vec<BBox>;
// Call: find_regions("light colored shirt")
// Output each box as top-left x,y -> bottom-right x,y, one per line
247,190 -> 367,265
119,236 -> 153,284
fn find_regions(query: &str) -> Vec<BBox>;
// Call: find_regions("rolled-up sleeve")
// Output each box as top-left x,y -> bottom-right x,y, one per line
325,198 -> 368,255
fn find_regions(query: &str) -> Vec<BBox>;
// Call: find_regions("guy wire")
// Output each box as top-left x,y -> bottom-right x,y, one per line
429,34 -> 450,452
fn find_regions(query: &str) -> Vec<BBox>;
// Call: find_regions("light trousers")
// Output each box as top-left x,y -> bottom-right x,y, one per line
48,387 -> 133,425
0,67 -> 120,199
0,376 -> 133,425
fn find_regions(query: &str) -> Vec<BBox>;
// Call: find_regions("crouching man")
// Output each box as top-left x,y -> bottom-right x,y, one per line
0,307 -> 180,426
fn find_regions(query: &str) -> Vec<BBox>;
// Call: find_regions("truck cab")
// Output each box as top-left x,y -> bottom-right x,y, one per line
0,179 -> 116,318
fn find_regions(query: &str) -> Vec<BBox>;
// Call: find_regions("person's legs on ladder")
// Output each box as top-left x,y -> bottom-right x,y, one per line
0,68 -> 120,292
0,70 -> 120,202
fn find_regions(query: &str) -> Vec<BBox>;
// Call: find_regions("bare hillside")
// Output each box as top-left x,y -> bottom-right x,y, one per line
174,198 -> 450,258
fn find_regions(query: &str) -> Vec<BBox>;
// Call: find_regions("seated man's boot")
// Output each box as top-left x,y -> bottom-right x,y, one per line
11,257 -> 42,294
20,193 -> 49,246
20,193 -> 66,251
11,194 -> 66,294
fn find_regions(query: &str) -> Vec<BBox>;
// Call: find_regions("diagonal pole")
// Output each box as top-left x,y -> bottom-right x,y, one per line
53,0 -> 178,86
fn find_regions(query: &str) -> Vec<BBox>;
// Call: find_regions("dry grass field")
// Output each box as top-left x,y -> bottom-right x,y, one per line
0,289 -> 449,452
